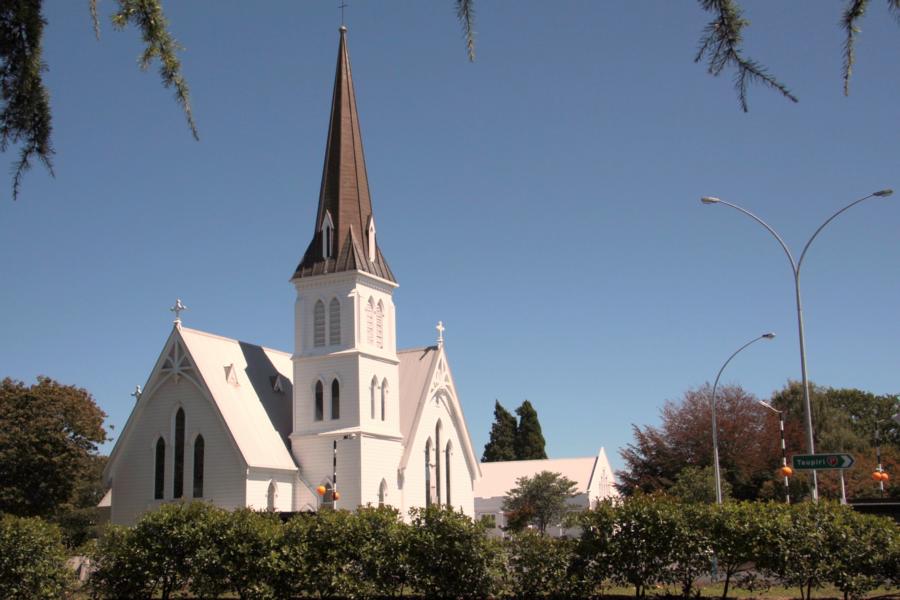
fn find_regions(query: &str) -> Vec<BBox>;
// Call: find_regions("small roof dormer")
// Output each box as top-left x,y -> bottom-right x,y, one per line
293,26 -> 395,283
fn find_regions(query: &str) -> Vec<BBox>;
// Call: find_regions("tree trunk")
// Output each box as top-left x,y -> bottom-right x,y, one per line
721,572 -> 731,600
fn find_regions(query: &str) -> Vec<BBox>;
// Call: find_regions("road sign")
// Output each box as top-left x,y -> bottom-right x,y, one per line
792,453 -> 855,470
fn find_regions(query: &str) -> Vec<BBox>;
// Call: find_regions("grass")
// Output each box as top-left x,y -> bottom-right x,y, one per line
602,582 -> 900,599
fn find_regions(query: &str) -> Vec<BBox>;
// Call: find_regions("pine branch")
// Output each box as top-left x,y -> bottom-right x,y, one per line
842,0 -> 869,96
455,0 -> 476,62
694,0 -> 798,111
0,0 -> 55,200
90,0 -> 100,40
112,0 -> 198,140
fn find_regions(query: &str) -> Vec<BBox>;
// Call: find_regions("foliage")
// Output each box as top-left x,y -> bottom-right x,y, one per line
705,501 -> 770,599
514,399 -> 547,460
190,508 -> 282,600
666,502 -> 713,599
618,384 -> 777,500
571,499 -> 617,594
0,514 -> 72,600
822,507 -> 897,600
90,501 -> 216,600
608,494 -> 679,598
504,529 -> 582,598
407,505 -> 499,598
502,470 -> 578,535
482,399 -> 518,462
0,376 -> 107,517
669,465 -> 732,504
1,1 -> 196,200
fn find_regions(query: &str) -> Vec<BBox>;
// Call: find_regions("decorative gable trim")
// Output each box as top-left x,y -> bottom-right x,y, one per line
398,347 -> 481,481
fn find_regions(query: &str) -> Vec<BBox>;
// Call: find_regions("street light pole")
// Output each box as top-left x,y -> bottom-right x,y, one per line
701,189 -> 893,502
711,332 -> 776,504
759,400 -> 790,504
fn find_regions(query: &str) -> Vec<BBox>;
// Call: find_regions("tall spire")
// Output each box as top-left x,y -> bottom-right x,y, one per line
293,26 -> 395,283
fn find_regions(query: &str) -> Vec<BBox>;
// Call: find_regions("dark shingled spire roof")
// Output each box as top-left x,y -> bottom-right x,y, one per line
293,27 -> 395,283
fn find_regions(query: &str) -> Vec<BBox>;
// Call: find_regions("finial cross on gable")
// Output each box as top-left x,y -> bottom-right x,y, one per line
436,321 -> 445,347
339,2 -> 348,25
170,298 -> 188,325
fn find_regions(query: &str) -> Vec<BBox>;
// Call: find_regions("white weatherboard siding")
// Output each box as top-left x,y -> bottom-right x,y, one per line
246,469 -> 295,512
109,377 -> 246,525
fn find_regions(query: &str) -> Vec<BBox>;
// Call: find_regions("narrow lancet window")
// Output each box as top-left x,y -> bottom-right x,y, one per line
173,408 -> 185,498
321,211 -> 335,258
329,298 -> 341,345
267,481 -> 276,511
378,479 -> 387,507
445,442 -> 452,506
366,298 -> 375,345
331,379 -> 340,420
154,437 -> 165,499
425,439 -> 432,507
315,381 -> 324,421
375,301 -> 384,349
381,378 -> 388,421
370,377 -> 378,420
435,422 -> 442,506
314,300 -> 326,347
193,435 -> 205,498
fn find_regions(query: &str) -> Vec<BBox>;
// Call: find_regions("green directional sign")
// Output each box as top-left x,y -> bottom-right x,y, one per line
792,453 -> 855,470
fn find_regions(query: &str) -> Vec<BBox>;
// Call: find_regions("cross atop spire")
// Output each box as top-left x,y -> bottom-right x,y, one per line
436,321 -> 445,348
170,298 -> 187,327
293,27 -> 396,283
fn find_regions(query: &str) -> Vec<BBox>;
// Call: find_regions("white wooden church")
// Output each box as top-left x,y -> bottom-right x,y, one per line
102,27 -> 482,525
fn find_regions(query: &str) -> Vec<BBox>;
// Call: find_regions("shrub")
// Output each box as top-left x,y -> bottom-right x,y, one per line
667,501 -> 713,599
572,499 -> 617,594
609,494 -> 678,598
190,508 -> 282,600
90,501 -> 217,599
505,529 -> 581,598
823,508 -> 899,600
706,501 -> 771,598
407,505 -> 500,598
0,515 -> 71,600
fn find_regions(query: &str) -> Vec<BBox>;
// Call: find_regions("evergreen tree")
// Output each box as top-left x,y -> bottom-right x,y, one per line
481,400 -> 517,462
514,400 -> 547,460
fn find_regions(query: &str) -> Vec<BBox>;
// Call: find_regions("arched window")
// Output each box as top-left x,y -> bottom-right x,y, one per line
331,379 -> 340,420
329,298 -> 341,345
365,298 -> 375,345
435,422 -> 442,506
154,437 -> 165,499
173,408 -> 185,498
375,301 -> 384,349
370,377 -> 378,420
192,435 -> 205,498
381,378 -> 388,421
378,479 -> 388,507
445,442 -> 452,506
424,439 -> 432,507
313,300 -> 326,347
314,381 -> 324,421
267,481 -> 277,512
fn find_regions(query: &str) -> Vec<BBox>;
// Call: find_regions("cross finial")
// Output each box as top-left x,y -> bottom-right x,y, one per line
436,321 -> 445,348
170,298 -> 188,327
339,2 -> 348,27
131,385 -> 142,401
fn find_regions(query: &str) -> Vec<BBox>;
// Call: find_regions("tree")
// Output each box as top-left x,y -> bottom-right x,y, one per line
617,384 -> 779,500
669,465 -> 732,504
6,2 -> 900,202
1,0 -> 196,200
0,376 -> 107,517
482,400 -> 518,462
502,470 -> 577,535
514,399 -> 547,460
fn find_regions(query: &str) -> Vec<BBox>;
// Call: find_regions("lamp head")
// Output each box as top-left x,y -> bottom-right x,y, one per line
873,189 -> 894,197
762,332 -> 776,339
701,196 -> 721,204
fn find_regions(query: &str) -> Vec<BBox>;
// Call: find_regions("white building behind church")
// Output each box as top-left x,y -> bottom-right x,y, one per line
102,27 -> 482,525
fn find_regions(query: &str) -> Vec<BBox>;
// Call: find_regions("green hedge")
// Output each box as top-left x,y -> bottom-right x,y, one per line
0,514 -> 72,600
79,498 -> 900,599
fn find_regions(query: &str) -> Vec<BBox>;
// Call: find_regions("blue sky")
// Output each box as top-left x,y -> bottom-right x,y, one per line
2,2 -> 899,473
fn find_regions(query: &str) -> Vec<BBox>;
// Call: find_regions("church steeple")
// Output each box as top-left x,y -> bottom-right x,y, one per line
293,26 -> 395,283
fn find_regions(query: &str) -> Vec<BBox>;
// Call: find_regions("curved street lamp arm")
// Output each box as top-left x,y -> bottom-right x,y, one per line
712,334 -> 768,396
797,192 -> 877,270
716,200 -> 798,273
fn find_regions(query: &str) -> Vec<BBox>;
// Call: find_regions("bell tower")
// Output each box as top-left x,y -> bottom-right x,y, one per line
290,26 -> 403,511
